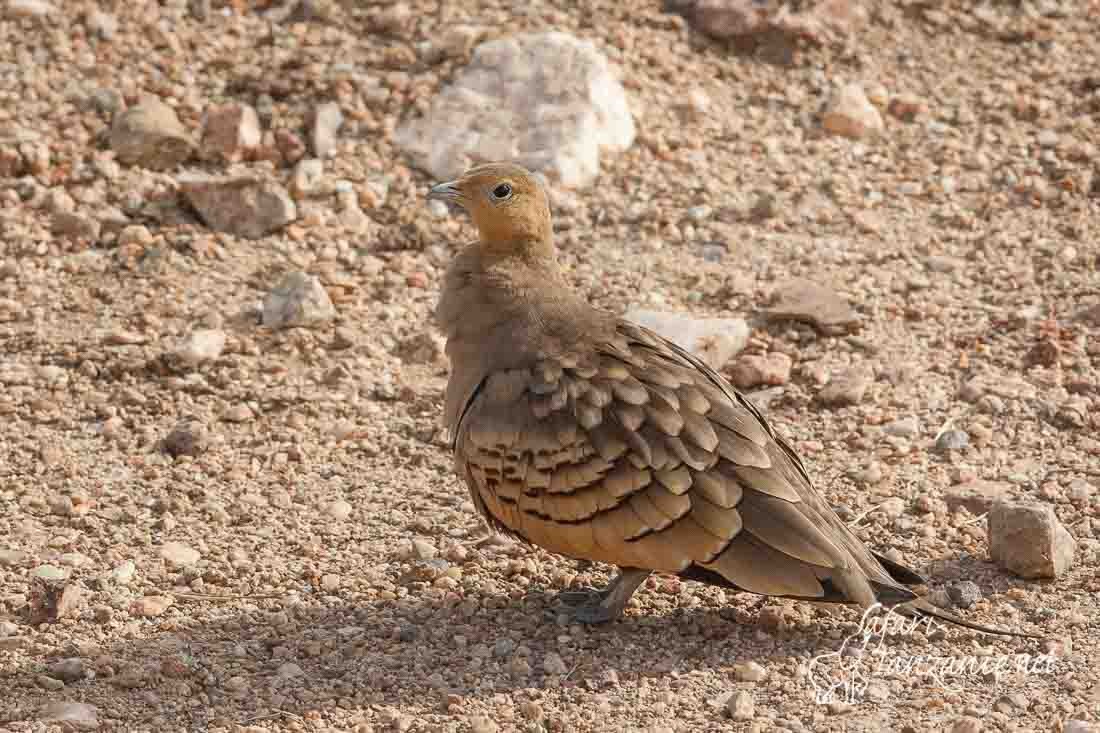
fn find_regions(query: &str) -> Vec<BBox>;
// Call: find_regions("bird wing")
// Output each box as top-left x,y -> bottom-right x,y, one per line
454,318 -> 912,606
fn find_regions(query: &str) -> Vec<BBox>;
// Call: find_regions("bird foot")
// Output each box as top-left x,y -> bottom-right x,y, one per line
556,586 -> 606,606
570,599 -> 620,625
554,587 -> 619,625
553,568 -> 652,625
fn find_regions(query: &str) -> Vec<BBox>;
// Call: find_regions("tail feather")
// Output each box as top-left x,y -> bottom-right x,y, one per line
871,551 -> 927,587
897,598 -> 1043,638
867,552 -> 1040,638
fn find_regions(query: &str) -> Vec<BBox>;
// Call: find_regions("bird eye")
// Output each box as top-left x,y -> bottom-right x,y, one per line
490,183 -> 513,200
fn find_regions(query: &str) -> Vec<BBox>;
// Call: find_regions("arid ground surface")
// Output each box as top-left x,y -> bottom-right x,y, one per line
1,0 -> 1098,731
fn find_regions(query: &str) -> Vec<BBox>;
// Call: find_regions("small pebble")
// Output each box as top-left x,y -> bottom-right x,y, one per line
109,560 -> 136,585
221,404 -> 254,423
159,542 -> 200,567
132,595 -> 174,617
50,657 -> 86,683
173,328 -> 226,366
409,539 -> 438,560
277,662 -> 304,679
542,652 -> 568,675
949,716 -> 983,733
33,564 -> 68,581
934,430 -> 970,452
883,416 -> 919,438
725,690 -> 754,721
732,661 -> 767,682
947,580 -> 982,609
326,500 -> 353,520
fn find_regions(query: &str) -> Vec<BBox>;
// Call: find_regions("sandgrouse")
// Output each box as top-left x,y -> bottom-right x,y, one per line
429,162 -> 1033,635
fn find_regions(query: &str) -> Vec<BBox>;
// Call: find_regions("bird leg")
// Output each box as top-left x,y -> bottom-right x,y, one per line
556,567 -> 652,624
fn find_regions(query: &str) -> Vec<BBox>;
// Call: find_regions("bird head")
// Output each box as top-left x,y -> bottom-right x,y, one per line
428,162 -> 553,256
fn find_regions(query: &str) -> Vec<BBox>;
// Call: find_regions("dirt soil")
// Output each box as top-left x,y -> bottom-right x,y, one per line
1,0 -> 1099,731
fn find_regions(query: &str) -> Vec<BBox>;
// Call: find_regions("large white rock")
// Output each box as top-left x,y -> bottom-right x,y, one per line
396,32 -> 635,188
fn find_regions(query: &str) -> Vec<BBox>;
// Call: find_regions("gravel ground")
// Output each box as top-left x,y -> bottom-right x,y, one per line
1,0 -> 1098,731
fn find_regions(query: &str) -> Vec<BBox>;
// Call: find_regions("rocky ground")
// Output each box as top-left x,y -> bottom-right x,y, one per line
1,0 -> 1098,731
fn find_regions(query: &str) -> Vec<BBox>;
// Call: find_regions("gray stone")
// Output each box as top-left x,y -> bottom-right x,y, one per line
262,271 -> 336,330
162,419 -> 208,458
50,658 -> 86,683
765,278 -> 861,335
934,429 -> 970,453
51,212 -> 101,241
947,580 -> 982,609
945,480 -> 1010,515
681,0 -> 866,44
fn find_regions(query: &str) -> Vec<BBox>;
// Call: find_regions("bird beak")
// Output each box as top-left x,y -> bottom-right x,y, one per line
428,181 -> 462,204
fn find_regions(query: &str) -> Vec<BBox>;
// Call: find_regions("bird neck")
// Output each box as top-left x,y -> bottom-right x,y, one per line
476,233 -> 556,263
436,239 -> 570,343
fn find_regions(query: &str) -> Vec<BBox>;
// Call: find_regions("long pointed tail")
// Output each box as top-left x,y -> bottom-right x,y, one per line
897,598 -> 1043,638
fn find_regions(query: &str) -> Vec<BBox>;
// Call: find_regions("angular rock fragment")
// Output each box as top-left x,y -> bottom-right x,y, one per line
765,278 -> 861,335
945,480 -> 1010,515
822,82 -> 884,140
817,366 -> 873,407
988,500 -> 1076,579
263,271 -> 336,329
201,103 -> 262,162
110,98 -> 194,170
179,174 -> 296,239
